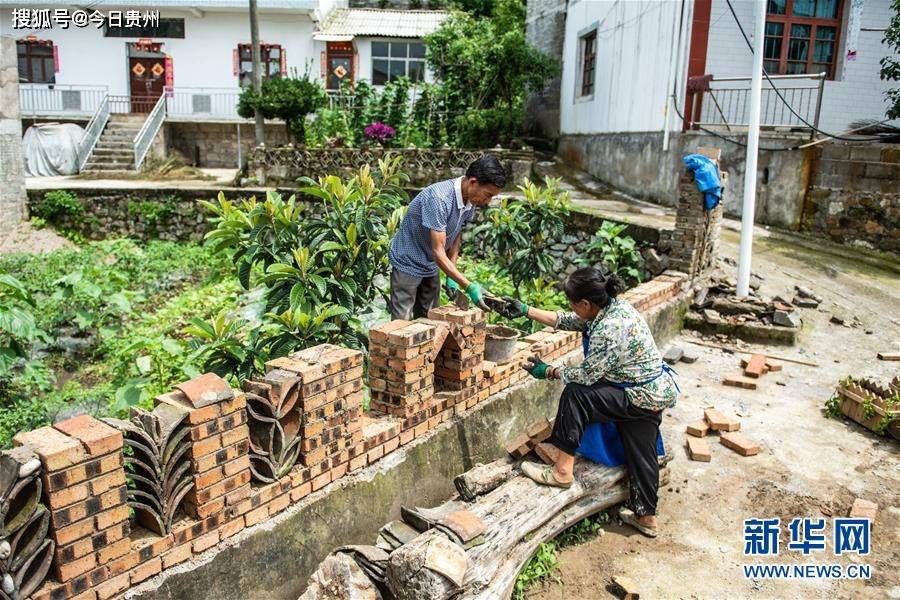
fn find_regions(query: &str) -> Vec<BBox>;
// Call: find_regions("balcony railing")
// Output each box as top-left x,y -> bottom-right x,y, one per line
166,87 -> 242,120
19,84 -> 108,118
689,72 -> 826,134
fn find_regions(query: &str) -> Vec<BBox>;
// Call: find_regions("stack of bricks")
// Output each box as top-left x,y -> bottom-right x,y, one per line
156,373 -> 251,520
357,415 -> 403,469
368,319 -> 438,430
265,344 -> 365,491
479,328 -> 580,397
670,147 -> 724,278
619,272 -> 687,313
14,415 -> 130,592
427,306 -> 485,408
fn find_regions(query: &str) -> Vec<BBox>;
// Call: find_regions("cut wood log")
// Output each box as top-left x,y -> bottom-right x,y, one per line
453,457 -> 519,502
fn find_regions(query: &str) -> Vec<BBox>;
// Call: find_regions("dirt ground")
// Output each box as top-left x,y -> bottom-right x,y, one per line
530,226 -> 900,600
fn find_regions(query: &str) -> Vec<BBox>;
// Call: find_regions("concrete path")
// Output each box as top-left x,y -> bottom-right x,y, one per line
25,168 -> 239,190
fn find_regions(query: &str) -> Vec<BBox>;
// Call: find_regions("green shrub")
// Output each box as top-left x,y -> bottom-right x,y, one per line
577,221 -> 644,284
196,155 -> 409,377
36,190 -> 82,221
237,70 -> 327,142
473,178 -> 570,287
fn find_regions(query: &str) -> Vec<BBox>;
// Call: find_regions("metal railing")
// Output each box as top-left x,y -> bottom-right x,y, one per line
165,87 -> 242,120
19,84 -> 108,118
133,94 -> 167,170
76,94 -> 110,172
693,72 -> 826,133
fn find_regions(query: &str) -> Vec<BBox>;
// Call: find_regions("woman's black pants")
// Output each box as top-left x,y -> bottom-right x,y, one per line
547,381 -> 662,516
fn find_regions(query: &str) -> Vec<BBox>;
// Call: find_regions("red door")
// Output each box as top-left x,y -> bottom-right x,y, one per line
129,43 -> 166,113
326,42 -> 354,91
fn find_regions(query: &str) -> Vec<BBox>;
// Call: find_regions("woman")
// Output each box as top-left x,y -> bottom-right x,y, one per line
500,267 -> 678,537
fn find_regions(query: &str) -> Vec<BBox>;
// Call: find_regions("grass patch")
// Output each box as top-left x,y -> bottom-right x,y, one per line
513,510 -> 610,599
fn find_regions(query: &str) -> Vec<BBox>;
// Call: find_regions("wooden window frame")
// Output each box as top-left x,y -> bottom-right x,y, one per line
17,39 -> 55,84
237,43 -> 283,88
579,30 -> 596,98
765,0 -> 844,79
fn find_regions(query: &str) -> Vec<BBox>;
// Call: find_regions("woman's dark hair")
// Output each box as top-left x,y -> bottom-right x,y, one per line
466,154 -> 507,188
563,267 -> 625,308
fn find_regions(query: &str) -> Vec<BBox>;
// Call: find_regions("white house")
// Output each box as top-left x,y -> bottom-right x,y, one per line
0,0 -> 447,168
526,0 -> 899,228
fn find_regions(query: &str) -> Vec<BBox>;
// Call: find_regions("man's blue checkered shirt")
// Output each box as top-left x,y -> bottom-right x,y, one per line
389,177 -> 475,278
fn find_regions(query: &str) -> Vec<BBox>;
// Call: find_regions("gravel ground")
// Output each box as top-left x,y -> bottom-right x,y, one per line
529,226 -> 900,600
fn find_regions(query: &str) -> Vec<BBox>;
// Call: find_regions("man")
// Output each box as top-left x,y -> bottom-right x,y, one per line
387,154 -> 506,320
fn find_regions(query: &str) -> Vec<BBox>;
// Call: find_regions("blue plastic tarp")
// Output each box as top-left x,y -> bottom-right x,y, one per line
683,153 -> 722,211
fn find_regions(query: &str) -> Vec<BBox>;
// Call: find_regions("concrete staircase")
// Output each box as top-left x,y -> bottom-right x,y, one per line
82,114 -> 146,172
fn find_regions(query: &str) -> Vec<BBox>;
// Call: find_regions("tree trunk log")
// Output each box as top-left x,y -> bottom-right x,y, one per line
453,457 -> 519,502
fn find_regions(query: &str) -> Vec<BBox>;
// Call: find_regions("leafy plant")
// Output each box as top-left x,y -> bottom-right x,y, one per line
473,177 -> 570,287
424,0 -> 558,146
881,0 -> 900,119
34,190 -> 82,222
237,69 -> 327,142
577,221 -> 644,284
197,155 -> 410,377
0,272 -> 47,376
364,122 -> 397,145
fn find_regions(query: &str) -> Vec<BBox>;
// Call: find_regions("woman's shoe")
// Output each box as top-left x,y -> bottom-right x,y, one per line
520,461 -> 573,488
618,507 -> 658,538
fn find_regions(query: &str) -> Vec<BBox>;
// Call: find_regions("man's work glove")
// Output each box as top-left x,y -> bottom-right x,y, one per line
497,296 -> 529,319
523,355 -> 550,379
465,282 -> 489,311
445,278 -> 460,293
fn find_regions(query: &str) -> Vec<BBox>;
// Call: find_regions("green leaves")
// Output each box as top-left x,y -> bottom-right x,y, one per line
474,178 -> 571,288
237,71 -> 327,142
577,220 -> 645,284
881,0 -> 900,118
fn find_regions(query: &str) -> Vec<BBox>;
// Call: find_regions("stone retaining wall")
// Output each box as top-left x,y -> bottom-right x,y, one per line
247,146 -> 535,188
803,142 -> 900,253
12,271 -> 688,600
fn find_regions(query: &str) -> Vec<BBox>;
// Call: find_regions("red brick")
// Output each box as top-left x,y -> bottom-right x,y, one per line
383,436 -> 400,455
185,496 -> 226,520
723,374 -> 758,390
71,589 -> 97,600
46,482 -> 90,510
765,358 -> 783,372
290,482 -> 311,502
55,536 -> 94,564
95,504 -> 129,530
176,373 -> 233,408
367,444 -> 384,463
849,498 -> 878,521
57,552 -> 97,581
686,420 -> 710,437
369,319 -> 413,344
413,422 -> 429,438
719,432 -> 759,456
191,439 -> 249,473
90,469 -> 126,495
703,408 -> 741,432
268,493 -> 290,516
219,517 -> 245,540
161,544 -> 193,569
53,415 -> 123,456
106,550 -> 139,577
220,424 -> 250,448
97,537 -> 132,565
526,418 -> 552,443
129,557 -> 162,584
14,426 -> 88,471
244,503 -> 270,527
505,433 -> 532,458
54,516 -> 95,546
686,436 -> 711,462
534,442 -> 559,466
192,530 -> 220,553
95,572 -> 130,600
311,471 -> 331,491
742,354 -> 767,378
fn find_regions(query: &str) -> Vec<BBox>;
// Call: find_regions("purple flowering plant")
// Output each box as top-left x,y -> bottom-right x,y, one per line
363,122 -> 396,144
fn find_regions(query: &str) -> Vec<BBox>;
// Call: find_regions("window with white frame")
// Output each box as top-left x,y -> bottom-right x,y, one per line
371,41 -> 425,85
579,30 -> 596,98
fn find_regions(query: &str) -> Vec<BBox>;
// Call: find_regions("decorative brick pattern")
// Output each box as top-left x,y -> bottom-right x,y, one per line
14,416 -> 129,583
156,375 -> 251,520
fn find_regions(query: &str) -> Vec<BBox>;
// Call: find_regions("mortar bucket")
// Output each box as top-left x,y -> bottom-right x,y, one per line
484,325 -> 520,364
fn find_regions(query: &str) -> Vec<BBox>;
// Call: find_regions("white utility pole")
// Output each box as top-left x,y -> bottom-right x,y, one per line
736,0 -> 766,297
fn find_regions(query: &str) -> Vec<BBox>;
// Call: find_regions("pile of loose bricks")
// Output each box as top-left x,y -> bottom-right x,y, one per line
722,353 -> 783,390
685,408 -> 760,462
669,148 -> 725,278
8,271 -> 691,600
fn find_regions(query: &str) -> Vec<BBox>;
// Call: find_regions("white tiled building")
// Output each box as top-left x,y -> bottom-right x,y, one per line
0,0 -> 447,168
